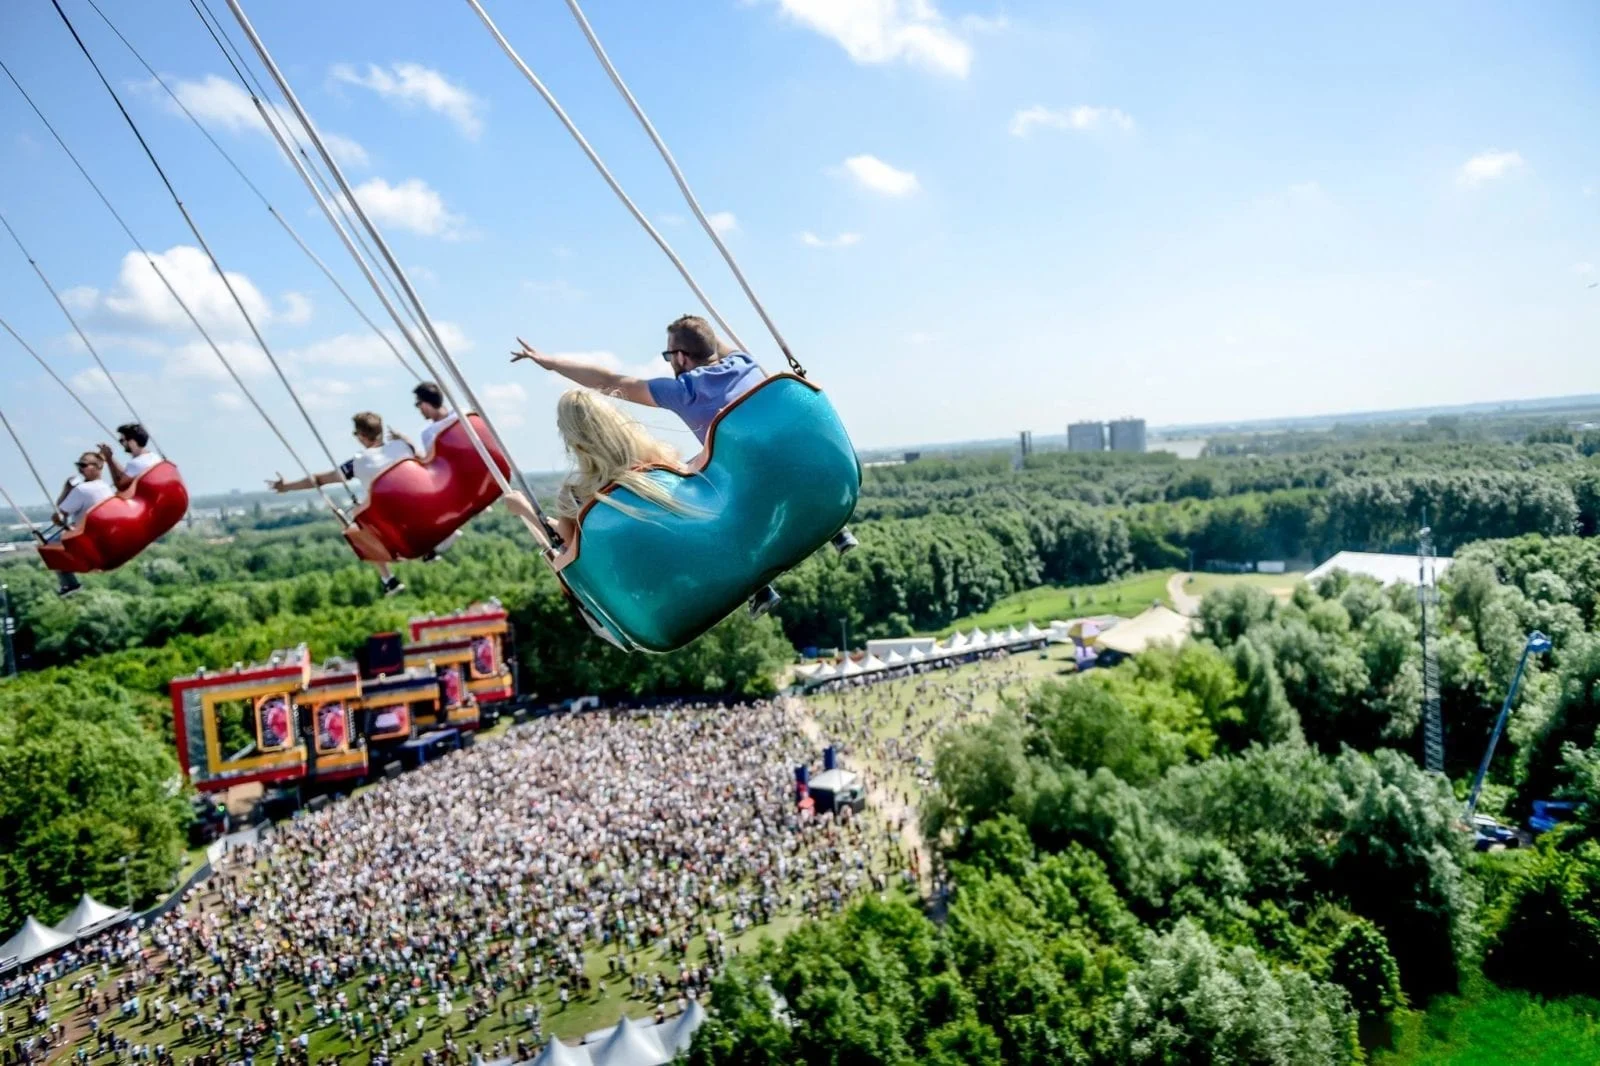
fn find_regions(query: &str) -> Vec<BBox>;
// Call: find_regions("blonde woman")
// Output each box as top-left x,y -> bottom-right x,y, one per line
503,389 -> 692,547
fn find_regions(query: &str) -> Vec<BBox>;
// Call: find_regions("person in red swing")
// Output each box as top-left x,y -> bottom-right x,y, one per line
266,411 -> 413,596
45,449 -> 115,597
98,422 -> 162,491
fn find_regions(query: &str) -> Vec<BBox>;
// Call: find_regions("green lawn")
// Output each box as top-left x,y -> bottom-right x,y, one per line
1373,978 -> 1600,1065
1186,570 -> 1303,599
936,570 -> 1175,635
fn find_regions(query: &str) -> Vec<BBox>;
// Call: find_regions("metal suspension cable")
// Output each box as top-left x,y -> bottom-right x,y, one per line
458,0 -> 751,356
98,0 -> 424,384
0,54 -> 349,524
0,403 -> 55,514
561,0 -> 805,377
0,209 -> 153,431
222,0 -> 558,551
0,314 -> 116,437
47,0 -> 359,511
185,0 -> 449,372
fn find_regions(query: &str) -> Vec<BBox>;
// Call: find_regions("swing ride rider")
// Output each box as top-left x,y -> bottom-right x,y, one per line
266,412 -> 412,596
510,314 -> 765,443
412,381 -> 459,454
48,450 -> 115,596
98,422 -> 162,491
498,315 -> 764,543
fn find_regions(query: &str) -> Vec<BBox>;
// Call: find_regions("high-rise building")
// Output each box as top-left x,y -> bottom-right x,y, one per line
1067,421 -> 1106,452
1109,418 -> 1146,453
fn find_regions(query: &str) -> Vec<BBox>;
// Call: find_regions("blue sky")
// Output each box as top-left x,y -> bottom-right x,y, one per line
0,0 -> 1596,494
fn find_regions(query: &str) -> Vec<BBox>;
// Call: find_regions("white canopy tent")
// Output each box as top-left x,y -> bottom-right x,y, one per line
589,1015 -> 669,1066
861,654 -> 889,672
885,649 -> 906,665
0,916 -> 73,967
907,647 -> 926,662
812,662 -> 837,680
657,1001 -> 707,1056
946,631 -> 969,650
532,1036 -> 593,1066
1023,621 -> 1045,639
54,894 -> 131,940
839,658 -> 864,678
1005,625 -> 1023,643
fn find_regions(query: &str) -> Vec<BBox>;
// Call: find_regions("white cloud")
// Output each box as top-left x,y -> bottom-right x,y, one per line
773,0 -> 973,77
433,321 -> 473,354
1458,150 -> 1526,187
149,75 -> 368,168
959,13 -> 1009,33
658,213 -> 686,227
1008,104 -> 1134,137
523,279 -> 585,301
707,211 -> 738,235
481,382 -> 527,428
70,368 -> 112,395
347,178 -> 467,239
331,62 -> 484,139
409,265 -> 438,284
322,132 -> 370,168
800,230 -> 862,248
212,391 -> 245,411
840,154 -> 919,196
280,292 -> 314,325
80,246 -> 291,337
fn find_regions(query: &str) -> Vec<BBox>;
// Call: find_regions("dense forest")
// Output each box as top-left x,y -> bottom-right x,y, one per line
7,422 -> 1600,1062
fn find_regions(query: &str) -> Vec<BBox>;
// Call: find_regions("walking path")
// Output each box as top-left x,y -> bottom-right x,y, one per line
1168,571 -> 1202,616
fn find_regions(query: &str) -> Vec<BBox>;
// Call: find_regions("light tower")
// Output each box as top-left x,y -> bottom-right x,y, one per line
1418,521 -> 1443,773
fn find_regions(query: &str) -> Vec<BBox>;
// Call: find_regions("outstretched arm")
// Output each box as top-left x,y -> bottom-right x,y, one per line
268,469 -> 344,493
510,339 -> 656,407
99,444 -> 132,491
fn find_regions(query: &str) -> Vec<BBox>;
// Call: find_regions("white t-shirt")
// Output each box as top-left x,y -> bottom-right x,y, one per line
124,451 -> 164,479
60,478 -> 115,527
339,440 -> 414,487
419,414 -> 458,456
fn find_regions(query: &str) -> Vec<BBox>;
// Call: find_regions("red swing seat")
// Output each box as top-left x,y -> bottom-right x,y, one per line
342,414 -> 511,563
38,460 -> 189,574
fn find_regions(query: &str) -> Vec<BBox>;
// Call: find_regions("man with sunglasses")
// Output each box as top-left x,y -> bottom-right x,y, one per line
97,422 -> 163,492
46,450 -> 115,596
509,314 -> 764,443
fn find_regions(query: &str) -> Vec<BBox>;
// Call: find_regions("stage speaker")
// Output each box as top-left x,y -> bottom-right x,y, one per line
362,632 -> 405,679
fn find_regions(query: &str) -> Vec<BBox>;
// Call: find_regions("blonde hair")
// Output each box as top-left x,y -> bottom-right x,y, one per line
555,389 -> 691,519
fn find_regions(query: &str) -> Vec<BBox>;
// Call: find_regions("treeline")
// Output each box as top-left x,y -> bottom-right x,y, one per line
694,546 -> 1600,1062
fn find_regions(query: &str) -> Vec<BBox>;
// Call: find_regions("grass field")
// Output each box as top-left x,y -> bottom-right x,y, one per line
935,570 -> 1175,635
1186,570 -> 1303,599
1372,978 -> 1600,1065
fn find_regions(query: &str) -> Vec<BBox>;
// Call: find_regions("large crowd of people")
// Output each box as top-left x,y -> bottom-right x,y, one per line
2,702 -> 917,1066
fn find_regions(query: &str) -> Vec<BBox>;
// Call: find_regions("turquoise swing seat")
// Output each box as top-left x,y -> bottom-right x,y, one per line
555,373 -> 860,653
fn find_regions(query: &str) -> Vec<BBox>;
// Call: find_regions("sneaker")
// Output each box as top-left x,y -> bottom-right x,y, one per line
421,551 -> 441,564
380,576 -> 406,597
58,573 -> 82,597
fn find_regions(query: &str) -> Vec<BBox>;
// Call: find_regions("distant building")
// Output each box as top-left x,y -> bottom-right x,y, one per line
1109,418 -> 1146,453
903,451 -> 921,463
1067,421 -> 1106,452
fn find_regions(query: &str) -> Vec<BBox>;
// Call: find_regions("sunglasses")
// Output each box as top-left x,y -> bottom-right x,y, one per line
661,349 -> 689,362
75,461 -> 95,470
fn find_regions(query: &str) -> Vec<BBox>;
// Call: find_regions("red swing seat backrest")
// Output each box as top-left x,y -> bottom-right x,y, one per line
343,414 -> 510,563
38,460 -> 190,574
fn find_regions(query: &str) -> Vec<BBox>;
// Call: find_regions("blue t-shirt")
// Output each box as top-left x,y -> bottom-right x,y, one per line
647,352 -> 765,442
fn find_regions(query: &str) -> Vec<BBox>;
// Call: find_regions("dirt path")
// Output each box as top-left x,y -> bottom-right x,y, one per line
1168,571 -> 1202,616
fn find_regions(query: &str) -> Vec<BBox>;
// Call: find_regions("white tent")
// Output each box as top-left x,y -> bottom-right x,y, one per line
811,662 -> 838,680
1023,621 -> 1044,639
1094,605 -> 1194,657
589,1015 -> 668,1066
861,654 -> 889,672
1004,625 -> 1023,643
946,631 -> 968,649
793,663 -> 823,678
906,647 -> 926,662
885,649 -> 906,665
54,895 -> 131,940
533,1037 -> 592,1066
0,916 -> 73,966
657,1001 -> 707,1056
839,658 -> 864,677
969,627 -> 988,645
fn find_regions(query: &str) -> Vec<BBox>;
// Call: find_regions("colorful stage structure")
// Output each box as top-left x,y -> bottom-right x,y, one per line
172,603 -> 517,794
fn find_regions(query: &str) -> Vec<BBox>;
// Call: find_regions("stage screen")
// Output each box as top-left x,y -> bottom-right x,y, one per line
368,703 -> 410,740
470,636 -> 498,678
440,666 -> 464,706
314,702 -> 350,754
255,695 -> 294,752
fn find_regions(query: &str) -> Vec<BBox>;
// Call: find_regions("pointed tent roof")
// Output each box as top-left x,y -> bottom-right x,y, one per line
1004,625 -> 1023,642
839,657 -> 864,677
0,916 -> 73,965
906,646 -> 925,661
657,1001 -> 707,1056
970,627 -> 988,643
862,654 -> 889,672
54,895 -> 131,939
1023,621 -> 1044,638
532,1036 -> 592,1066
885,649 -> 906,665
812,662 -> 837,680
946,631 -> 968,649
589,1015 -> 668,1066
793,663 -> 823,678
